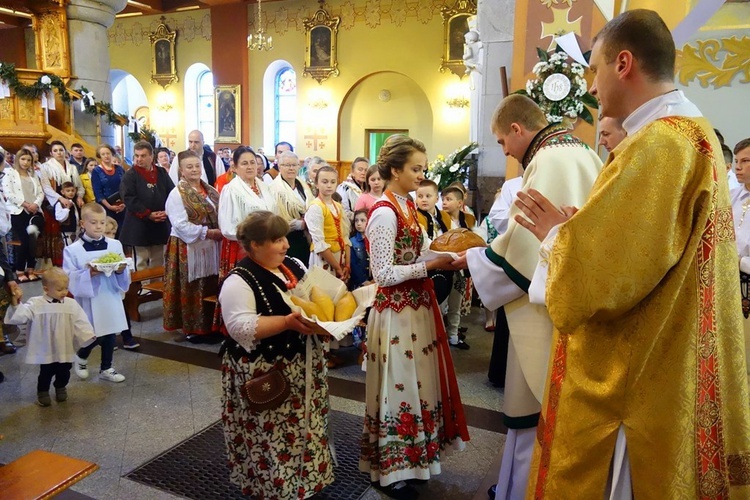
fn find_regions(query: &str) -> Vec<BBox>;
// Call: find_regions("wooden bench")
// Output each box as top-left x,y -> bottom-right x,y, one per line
123,266 -> 165,322
0,450 -> 98,499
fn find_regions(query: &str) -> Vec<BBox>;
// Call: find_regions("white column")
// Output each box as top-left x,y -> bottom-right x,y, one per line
66,0 -> 127,146
477,0 -> 515,179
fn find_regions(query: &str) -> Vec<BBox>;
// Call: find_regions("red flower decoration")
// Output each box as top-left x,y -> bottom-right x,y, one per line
405,445 -> 423,464
400,412 -> 415,424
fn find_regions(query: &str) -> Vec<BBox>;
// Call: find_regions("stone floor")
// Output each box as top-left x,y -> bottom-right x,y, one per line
0,280 -> 507,499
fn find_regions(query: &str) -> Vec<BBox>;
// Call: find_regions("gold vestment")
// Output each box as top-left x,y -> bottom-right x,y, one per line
528,117 -> 750,498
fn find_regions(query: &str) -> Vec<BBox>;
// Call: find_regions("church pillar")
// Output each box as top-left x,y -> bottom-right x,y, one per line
65,0 -> 127,146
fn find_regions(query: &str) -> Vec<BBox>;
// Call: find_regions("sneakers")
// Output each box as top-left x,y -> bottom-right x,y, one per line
122,339 -> 140,350
74,355 -> 89,379
450,339 -> 471,350
55,387 -> 67,402
37,391 -> 51,407
99,368 -> 125,383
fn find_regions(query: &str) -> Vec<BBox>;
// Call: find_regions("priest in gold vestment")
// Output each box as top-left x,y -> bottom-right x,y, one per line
514,10 -> 750,499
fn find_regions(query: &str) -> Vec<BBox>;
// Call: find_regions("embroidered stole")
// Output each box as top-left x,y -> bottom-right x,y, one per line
178,179 -> 220,281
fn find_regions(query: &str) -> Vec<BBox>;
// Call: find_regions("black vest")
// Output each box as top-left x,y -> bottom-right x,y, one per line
223,257 -> 308,364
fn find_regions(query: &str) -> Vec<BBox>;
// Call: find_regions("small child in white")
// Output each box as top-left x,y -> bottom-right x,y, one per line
56,181 -> 81,247
63,202 -> 131,383
5,267 -> 96,406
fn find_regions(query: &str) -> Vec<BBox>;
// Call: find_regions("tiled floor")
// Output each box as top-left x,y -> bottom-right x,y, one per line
0,284 -> 507,499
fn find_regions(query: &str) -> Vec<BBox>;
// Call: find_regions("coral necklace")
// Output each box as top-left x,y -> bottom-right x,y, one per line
250,258 -> 298,289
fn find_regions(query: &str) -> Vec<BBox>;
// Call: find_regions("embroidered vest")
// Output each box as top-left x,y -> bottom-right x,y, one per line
224,257 -> 307,364
310,198 -> 345,254
368,201 -> 432,313
417,208 -> 451,239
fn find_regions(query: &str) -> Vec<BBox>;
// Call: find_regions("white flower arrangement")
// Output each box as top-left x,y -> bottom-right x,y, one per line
519,48 -> 598,125
40,75 -> 52,86
426,142 -> 478,191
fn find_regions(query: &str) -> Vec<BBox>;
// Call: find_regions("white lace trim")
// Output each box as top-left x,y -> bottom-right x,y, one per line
233,314 -> 260,353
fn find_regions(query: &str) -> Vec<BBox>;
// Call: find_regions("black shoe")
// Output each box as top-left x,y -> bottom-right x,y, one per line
450,339 -> 470,350
458,326 -> 468,333
1,340 -> 16,354
371,481 -> 419,500
0,371 -> 4,383
458,332 -> 466,341
406,478 -> 428,486
488,484 -> 497,499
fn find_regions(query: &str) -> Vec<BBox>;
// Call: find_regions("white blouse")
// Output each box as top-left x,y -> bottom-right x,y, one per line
218,176 -> 278,241
2,168 -> 44,215
366,192 -> 428,287
165,188 -> 214,243
219,258 -> 307,353
40,159 -> 84,206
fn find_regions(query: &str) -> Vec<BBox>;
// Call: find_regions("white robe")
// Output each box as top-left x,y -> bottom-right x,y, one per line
5,296 -> 96,364
62,237 -> 131,336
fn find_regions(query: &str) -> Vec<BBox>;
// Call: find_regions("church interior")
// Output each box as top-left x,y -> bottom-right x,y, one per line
0,0 -> 748,498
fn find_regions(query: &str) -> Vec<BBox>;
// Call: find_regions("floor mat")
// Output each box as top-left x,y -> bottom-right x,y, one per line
124,410 -> 371,499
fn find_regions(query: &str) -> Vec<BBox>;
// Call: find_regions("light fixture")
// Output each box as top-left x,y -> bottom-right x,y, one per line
309,99 -> 328,110
247,0 -> 273,51
126,0 -> 152,8
446,97 -> 470,108
175,5 -> 200,11
116,11 -> 143,18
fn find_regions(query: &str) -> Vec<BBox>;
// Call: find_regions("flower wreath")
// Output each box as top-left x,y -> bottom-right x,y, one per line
517,48 -> 599,125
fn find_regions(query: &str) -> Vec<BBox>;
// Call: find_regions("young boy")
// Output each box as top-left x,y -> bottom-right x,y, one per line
5,267 -> 96,406
416,180 -> 454,305
440,186 -> 476,350
55,181 -> 81,247
64,203 -> 131,382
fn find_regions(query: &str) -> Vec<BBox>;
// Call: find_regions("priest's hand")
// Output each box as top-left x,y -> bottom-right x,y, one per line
514,189 -> 578,241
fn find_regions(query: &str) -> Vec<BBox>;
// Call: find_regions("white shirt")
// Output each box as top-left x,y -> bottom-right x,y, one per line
488,176 -> 523,236
218,176 -> 278,241
730,185 -> 750,273
2,168 -> 44,215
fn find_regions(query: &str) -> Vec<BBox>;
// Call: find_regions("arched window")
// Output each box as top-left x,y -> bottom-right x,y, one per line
197,70 -> 214,147
275,68 -> 296,145
184,62 -> 213,147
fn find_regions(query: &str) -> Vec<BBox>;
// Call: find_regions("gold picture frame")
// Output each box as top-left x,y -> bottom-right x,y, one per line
439,0 -> 477,78
150,17 -> 178,89
215,85 -> 241,144
303,7 -> 340,84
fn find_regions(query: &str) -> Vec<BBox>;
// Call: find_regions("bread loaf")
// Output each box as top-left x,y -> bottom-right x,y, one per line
430,228 -> 486,252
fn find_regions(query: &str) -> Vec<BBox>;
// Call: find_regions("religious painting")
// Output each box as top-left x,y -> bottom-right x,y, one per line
214,85 -> 241,144
149,17 -> 178,89
439,0 -> 477,78
303,6 -> 341,84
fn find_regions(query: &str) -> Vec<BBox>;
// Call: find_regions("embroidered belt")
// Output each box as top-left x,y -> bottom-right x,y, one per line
373,278 -> 432,313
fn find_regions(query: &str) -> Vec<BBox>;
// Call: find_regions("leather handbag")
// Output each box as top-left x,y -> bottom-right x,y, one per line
241,368 -> 291,412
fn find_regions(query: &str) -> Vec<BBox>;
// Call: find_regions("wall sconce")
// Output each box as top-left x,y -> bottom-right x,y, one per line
446,97 -> 470,108
309,99 -> 328,110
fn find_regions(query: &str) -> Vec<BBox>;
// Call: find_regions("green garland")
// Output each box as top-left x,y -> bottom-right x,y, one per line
0,62 -> 128,127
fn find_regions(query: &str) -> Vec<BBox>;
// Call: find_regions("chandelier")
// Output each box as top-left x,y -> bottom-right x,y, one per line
247,0 -> 273,51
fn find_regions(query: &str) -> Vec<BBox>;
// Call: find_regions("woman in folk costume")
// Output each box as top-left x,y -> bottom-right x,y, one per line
270,150 -> 314,264
215,146 -> 278,330
164,151 -> 223,341
38,141 -> 84,266
219,211 -> 333,499
304,166 -> 351,279
336,156 -> 368,222
360,135 -> 469,498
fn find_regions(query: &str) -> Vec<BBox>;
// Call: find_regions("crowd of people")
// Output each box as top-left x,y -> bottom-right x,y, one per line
2,9 -> 750,500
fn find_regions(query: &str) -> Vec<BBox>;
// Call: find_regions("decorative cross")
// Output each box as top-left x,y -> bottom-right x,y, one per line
305,130 -> 327,151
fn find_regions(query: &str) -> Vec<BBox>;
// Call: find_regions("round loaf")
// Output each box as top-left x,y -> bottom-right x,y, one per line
430,228 -> 486,252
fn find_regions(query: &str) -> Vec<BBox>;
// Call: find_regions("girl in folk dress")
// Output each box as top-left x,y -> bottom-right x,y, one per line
163,151 -> 223,339
304,166 -> 351,280
219,212 -> 333,499
360,135 -> 469,498
354,164 -> 385,214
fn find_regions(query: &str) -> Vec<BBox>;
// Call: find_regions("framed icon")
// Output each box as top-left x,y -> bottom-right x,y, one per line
215,85 -> 241,144
439,0 -> 477,78
303,6 -> 340,84
150,17 -> 178,89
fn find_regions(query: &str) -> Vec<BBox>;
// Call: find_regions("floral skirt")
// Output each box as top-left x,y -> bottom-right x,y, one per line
163,236 -> 218,336
221,349 -> 334,499
360,302 -> 467,486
